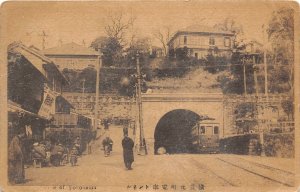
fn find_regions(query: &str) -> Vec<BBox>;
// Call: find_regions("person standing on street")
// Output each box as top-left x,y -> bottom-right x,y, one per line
74,136 -> 81,155
122,134 -> 134,170
8,129 -> 26,184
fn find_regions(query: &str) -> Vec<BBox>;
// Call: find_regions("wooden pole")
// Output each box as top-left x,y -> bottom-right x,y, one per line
243,57 -> 247,96
253,55 -> 259,97
263,25 -> 269,98
136,53 -> 147,155
94,51 -> 102,130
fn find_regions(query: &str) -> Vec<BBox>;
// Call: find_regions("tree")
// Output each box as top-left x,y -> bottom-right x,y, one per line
281,99 -> 294,121
125,37 -> 151,67
234,103 -> 258,133
267,7 -> 294,94
90,36 -> 123,67
104,10 -> 136,47
90,36 -> 107,51
153,26 -> 172,56
214,17 -> 244,46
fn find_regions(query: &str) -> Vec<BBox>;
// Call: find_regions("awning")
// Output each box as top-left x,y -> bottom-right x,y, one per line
11,43 -> 69,85
14,47 -> 47,78
8,101 -> 48,121
56,95 -> 74,109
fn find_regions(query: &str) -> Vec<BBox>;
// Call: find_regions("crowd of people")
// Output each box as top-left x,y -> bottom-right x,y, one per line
8,123 -> 136,184
8,129 -> 82,184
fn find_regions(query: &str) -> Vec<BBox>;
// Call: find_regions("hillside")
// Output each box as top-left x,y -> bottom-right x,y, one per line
147,68 -> 225,93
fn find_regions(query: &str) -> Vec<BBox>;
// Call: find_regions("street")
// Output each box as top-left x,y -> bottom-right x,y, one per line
23,127 -> 295,191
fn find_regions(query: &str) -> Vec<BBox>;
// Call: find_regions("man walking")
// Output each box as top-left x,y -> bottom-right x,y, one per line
122,134 -> 134,170
8,129 -> 26,184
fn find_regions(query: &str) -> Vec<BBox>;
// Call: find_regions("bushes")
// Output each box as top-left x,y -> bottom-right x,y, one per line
220,133 -> 294,158
263,133 -> 294,158
220,134 -> 259,154
204,55 -> 230,73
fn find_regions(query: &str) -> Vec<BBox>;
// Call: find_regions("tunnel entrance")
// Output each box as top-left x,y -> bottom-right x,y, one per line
154,109 -> 200,154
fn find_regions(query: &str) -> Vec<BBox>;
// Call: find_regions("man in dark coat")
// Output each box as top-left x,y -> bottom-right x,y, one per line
122,134 -> 134,170
8,131 -> 26,184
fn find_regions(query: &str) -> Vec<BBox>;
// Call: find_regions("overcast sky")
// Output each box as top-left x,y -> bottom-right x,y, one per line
1,1 -> 292,50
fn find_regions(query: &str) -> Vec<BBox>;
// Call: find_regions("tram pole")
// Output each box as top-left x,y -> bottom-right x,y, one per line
94,50 -> 102,131
136,52 -> 147,155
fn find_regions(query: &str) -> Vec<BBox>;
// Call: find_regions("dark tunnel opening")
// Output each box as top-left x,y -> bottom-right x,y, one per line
154,109 -> 200,154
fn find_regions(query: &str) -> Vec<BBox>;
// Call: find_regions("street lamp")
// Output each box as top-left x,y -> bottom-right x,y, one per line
135,52 -> 147,155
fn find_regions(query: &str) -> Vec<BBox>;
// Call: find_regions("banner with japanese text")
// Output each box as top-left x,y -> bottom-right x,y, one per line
38,86 -> 57,119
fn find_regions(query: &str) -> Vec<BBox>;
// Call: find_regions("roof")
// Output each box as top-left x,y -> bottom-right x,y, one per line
43,42 -> 100,56
168,25 -> 234,45
179,25 -> 234,35
8,42 -> 69,85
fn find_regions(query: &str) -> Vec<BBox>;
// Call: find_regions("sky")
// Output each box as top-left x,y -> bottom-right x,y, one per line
1,1 -> 294,50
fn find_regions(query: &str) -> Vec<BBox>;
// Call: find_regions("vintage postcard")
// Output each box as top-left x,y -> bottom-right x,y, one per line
0,1 -> 299,192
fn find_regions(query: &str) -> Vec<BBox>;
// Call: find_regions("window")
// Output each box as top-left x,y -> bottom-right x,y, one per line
209,37 -> 215,46
224,37 -> 231,47
200,126 -> 205,134
214,126 -> 219,135
184,36 -> 187,45
195,53 -> 198,59
206,126 -> 213,135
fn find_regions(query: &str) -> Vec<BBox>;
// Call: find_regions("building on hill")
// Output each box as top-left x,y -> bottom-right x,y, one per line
43,42 -> 100,70
168,25 -> 235,59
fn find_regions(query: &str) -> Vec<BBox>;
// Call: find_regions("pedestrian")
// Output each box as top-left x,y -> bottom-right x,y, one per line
122,134 -> 134,170
50,142 -> 65,166
74,136 -> 81,155
70,146 -> 78,166
103,119 -> 110,130
8,129 -> 26,184
102,136 -> 113,156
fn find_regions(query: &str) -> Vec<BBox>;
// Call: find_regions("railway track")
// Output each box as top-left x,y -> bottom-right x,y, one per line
189,158 -> 237,187
216,157 -> 294,187
233,156 -> 294,175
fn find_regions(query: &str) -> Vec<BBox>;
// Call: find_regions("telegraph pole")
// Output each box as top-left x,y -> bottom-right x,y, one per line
39,30 -> 48,49
81,79 -> 86,112
263,25 -> 268,98
243,57 -> 247,96
94,51 -> 102,130
136,53 -> 147,155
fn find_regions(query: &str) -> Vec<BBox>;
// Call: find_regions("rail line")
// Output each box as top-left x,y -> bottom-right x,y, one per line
234,156 -> 294,175
216,157 -> 293,187
189,158 -> 237,187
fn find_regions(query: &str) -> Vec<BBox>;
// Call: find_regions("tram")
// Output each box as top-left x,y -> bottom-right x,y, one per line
191,120 -> 220,153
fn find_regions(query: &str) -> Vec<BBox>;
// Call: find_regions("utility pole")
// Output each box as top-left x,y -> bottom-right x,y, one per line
263,25 -> 269,98
136,53 -> 147,155
39,30 -> 48,49
253,55 -> 259,97
94,51 -> 102,130
81,79 -> 86,112
243,57 -> 247,96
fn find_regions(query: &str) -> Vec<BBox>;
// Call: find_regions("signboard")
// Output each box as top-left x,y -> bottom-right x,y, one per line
38,86 -> 57,119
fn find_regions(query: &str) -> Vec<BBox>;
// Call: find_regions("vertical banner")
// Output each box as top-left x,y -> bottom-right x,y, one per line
38,86 -> 57,119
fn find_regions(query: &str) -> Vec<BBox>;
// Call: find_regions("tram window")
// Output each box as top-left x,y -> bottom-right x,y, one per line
214,126 -> 219,134
200,126 -> 205,134
206,126 -> 213,135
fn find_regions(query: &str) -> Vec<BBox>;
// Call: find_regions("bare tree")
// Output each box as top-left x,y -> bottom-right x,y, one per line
153,26 -> 172,56
104,10 -> 136,47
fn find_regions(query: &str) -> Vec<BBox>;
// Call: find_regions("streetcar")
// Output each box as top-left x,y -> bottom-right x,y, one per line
191,120 -> 220,153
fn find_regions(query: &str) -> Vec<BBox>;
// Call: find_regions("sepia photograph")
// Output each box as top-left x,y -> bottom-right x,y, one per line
0,1 -> 299,192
